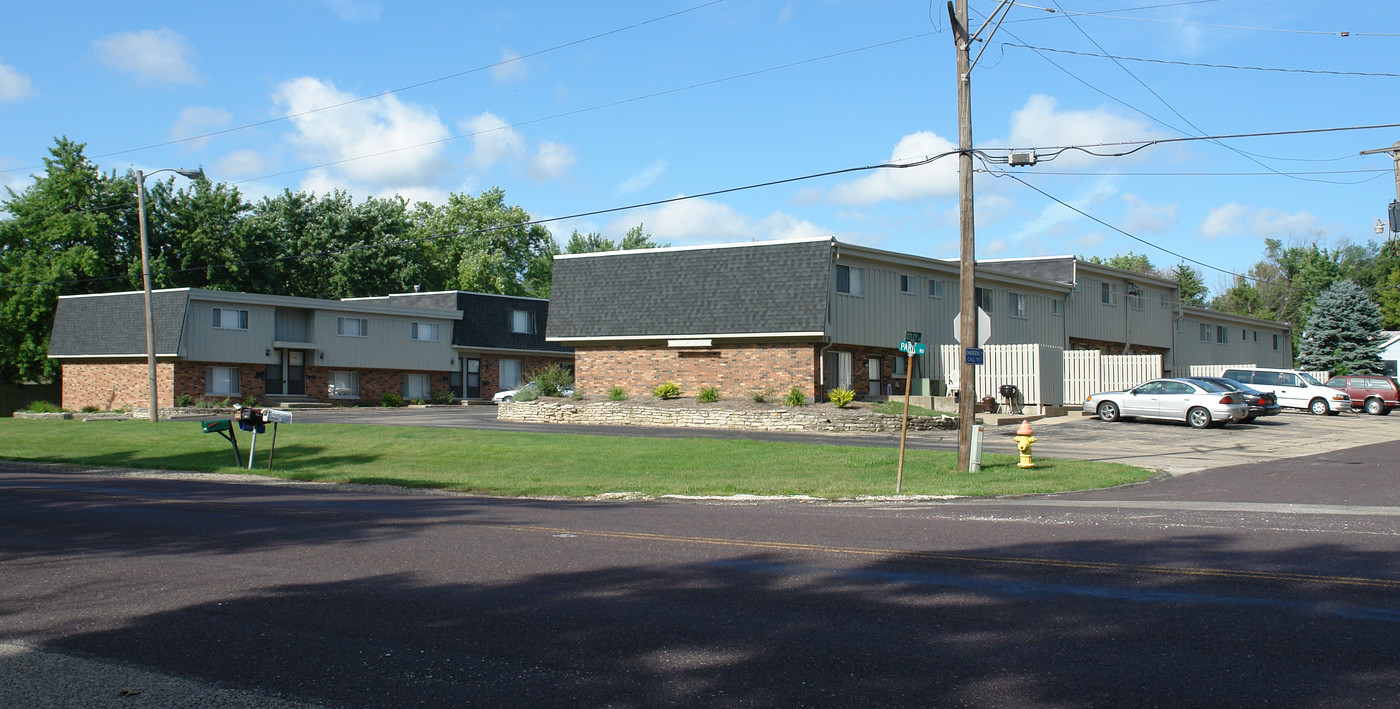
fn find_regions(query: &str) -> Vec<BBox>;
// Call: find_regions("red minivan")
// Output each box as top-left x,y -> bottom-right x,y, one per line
1324,375 -> 1400,415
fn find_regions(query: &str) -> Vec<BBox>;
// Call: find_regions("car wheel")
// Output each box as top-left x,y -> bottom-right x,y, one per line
1097,401 -> 1120,422
1365,397 -> 1385,416
499,396 -> 513,403
1308,398 -> 1330,416
1241,415 -> 1256,424
1187,407 -> 1212,429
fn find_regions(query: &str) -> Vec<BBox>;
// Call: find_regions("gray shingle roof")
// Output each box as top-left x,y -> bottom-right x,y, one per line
48,290 -> 190,356
372,292 -> 570,353
547,239 -> 832,339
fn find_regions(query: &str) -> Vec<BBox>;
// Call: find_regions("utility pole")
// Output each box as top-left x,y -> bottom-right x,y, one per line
952,0 -> 977,472
1359,140 -> 1400,204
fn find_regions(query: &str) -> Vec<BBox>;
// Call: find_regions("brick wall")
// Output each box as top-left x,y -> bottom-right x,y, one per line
576,343 -> 821,401
62,361 -> 175,411
1069,338 -> 1168,357
477,354 -> 573,400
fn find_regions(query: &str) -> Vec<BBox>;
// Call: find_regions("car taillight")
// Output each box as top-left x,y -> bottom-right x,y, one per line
1219,395 -> 1236,404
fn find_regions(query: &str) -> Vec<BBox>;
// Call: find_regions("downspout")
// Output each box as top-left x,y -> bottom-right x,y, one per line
1122,279 -> 1133,355
1172,292 -> 1183,376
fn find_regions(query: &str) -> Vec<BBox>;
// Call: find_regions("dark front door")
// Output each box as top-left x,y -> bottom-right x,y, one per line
266,350 -> 306,396
465,358 -> 481,399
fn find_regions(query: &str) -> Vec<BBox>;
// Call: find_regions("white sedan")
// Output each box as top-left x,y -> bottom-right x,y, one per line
1083,378 -> 1250,429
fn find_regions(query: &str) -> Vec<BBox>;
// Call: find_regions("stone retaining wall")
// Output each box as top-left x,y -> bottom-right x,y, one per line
498,401 -> 957,433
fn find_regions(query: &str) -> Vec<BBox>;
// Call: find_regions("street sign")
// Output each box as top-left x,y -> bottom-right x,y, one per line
905,330 -> 922,344
898,341 -> 926,355
965,347 -> 984,365
952,308 -> 992,347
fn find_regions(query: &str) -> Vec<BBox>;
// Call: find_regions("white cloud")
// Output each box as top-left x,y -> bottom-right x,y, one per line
1001,95 -> 1160,168
321,0 -> 380,22
461,112 -> 524,170
1200,203 -> 1321,240
92,28 -> 199,86
609,196 -> 826,243
274,76 -> 452,190
300,167 -> 451,208
491,48 -> 529,84
616,159 -> 668,195
1200,203 -> 1248,239
779,2 -> 798,22
0,59 -> 37,102
825,131 -> 959,205
170,107 -> 232,150
1120,194 -> 1178,234
529,141 -> 576,181
215,149 -> 275,178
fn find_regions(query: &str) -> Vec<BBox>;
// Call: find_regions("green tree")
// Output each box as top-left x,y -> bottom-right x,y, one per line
0,138 -> 136,382
1086,251 -> 1154,274
1170,263 -> 1208,306
415,187 -> 554,297
1297,279 -> 1384,375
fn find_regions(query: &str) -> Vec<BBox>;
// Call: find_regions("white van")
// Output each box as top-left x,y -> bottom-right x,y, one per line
1221,367 -> 1351,415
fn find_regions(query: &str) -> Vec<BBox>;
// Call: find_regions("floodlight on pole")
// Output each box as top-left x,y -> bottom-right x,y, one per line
136,167 -> 206,423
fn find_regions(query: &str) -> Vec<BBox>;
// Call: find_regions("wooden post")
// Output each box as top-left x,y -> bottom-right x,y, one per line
896,350 -> 915,493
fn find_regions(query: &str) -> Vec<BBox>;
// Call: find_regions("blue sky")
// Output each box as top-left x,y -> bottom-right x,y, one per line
2,1 -> 1396,298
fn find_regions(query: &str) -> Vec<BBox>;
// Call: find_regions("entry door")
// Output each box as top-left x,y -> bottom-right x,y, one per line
286,350 -> 305,396
465,358 -> 481,399
867,356 -> 882,397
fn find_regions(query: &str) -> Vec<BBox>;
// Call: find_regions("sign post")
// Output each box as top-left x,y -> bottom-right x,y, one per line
894,340 -> 925,493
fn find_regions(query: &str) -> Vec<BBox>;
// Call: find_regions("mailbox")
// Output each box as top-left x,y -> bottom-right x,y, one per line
262,408 -> 292,424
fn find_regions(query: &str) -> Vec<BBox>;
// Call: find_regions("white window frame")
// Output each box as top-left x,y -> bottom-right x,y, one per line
928,279 -> 944,299
328,370 -> 360,399
1199,323 -> 1211,342
975,287 -> 993,313
205,366 -> 240,396
211,307 -> 248,331
510,310 -> 534,334
410,322 -> 440,342
404,372 -> 431,400
337,317 -> 369,338
893,355 -> 907,378
899,274 -> 915,294
1101,282 -> 1119,306
499,358 -> 524,389
1051,299 -> 1063,316
1010,292 -> 1027,319
1273,334 -> 1281,351
1216,325 -> 1228,344
836,265 -> 863,296
1128,290 -> 1143,310
1161,292 -> 1170,308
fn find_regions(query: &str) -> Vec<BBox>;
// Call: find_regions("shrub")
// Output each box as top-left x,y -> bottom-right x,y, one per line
430,389 -> 456,405
696,386 -> 721,403
175,394 -> 195,408
751,389 -> 771,403
380,392 -> 404,407
22,400 -> 64,413
783,386 -> 807,407
514,386 -> 539,402
241,396 -> 260,408
409,398 -> 426,406
525,363 -> 574,397
653,382 -> 683,400
608,386 -> 628,401
81,405 -> 101,413
828,387 -> 855,408
571,391 -> 584,401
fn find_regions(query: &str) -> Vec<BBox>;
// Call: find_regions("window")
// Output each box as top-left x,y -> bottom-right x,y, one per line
1216,325 -> 1228,344
899,275 -> 915,294
975,287 -> 993,313
1161,292 -> 1170,308
205,366 -> 240,395
1253,330 -> 1258,342
1100,282 -> 1119,306
1010,292 -> 1027,318
337,317 -> 368,337
499,358 -> 523,389
928,279 -> 944,298
1273,334 -> 1281,351
893,356 -> 907,377
411,322 -> 439,341
1242,328 -> 1247,342
510,310 -> 535,334
1051,299 -> 1063,316
836,264 -> 863,295
1128,289 -> 1143,310
1200,323 -> 1211,342
404,373 -> 431,400
211,307 -> 248,330
328,371 -> 359,398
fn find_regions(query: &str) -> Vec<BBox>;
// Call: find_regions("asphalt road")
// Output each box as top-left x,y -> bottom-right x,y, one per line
5,437 -> 1400,707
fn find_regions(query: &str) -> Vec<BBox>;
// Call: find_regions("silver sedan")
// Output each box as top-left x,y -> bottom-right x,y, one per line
1083,378 -> 1250,429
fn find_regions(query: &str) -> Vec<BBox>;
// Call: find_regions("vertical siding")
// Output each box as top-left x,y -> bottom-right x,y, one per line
316,311 -> 456,371
184,301 -> 277,363
1066,275 -> 1173,349
1172,314 -> 1292,370
827,256 -> 1066,379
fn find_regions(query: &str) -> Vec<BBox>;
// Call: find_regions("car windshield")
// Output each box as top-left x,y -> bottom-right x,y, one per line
1299,372 -> 1324,386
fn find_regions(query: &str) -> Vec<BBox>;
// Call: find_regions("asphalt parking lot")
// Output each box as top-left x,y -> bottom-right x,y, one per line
277,404 -> 1400,476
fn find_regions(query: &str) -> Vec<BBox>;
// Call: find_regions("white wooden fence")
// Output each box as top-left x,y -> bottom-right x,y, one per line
937,344 -> 1064,406
1061,351 -> 1162,405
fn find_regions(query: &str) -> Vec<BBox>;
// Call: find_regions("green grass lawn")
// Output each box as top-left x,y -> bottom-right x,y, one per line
0,419 -> 1153,499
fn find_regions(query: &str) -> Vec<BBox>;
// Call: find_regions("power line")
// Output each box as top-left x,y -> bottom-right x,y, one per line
1000,43 -> 1400,78
0,0 -> 730,177
0,150 -> 962,291
1000,1 -> 1400,36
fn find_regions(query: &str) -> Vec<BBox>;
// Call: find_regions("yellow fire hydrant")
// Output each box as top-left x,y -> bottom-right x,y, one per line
1014,420 -> 1037,469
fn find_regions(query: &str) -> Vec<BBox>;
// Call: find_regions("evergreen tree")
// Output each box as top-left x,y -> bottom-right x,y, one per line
1297,279 -> 1384,375
1170,263 -> 1208,306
